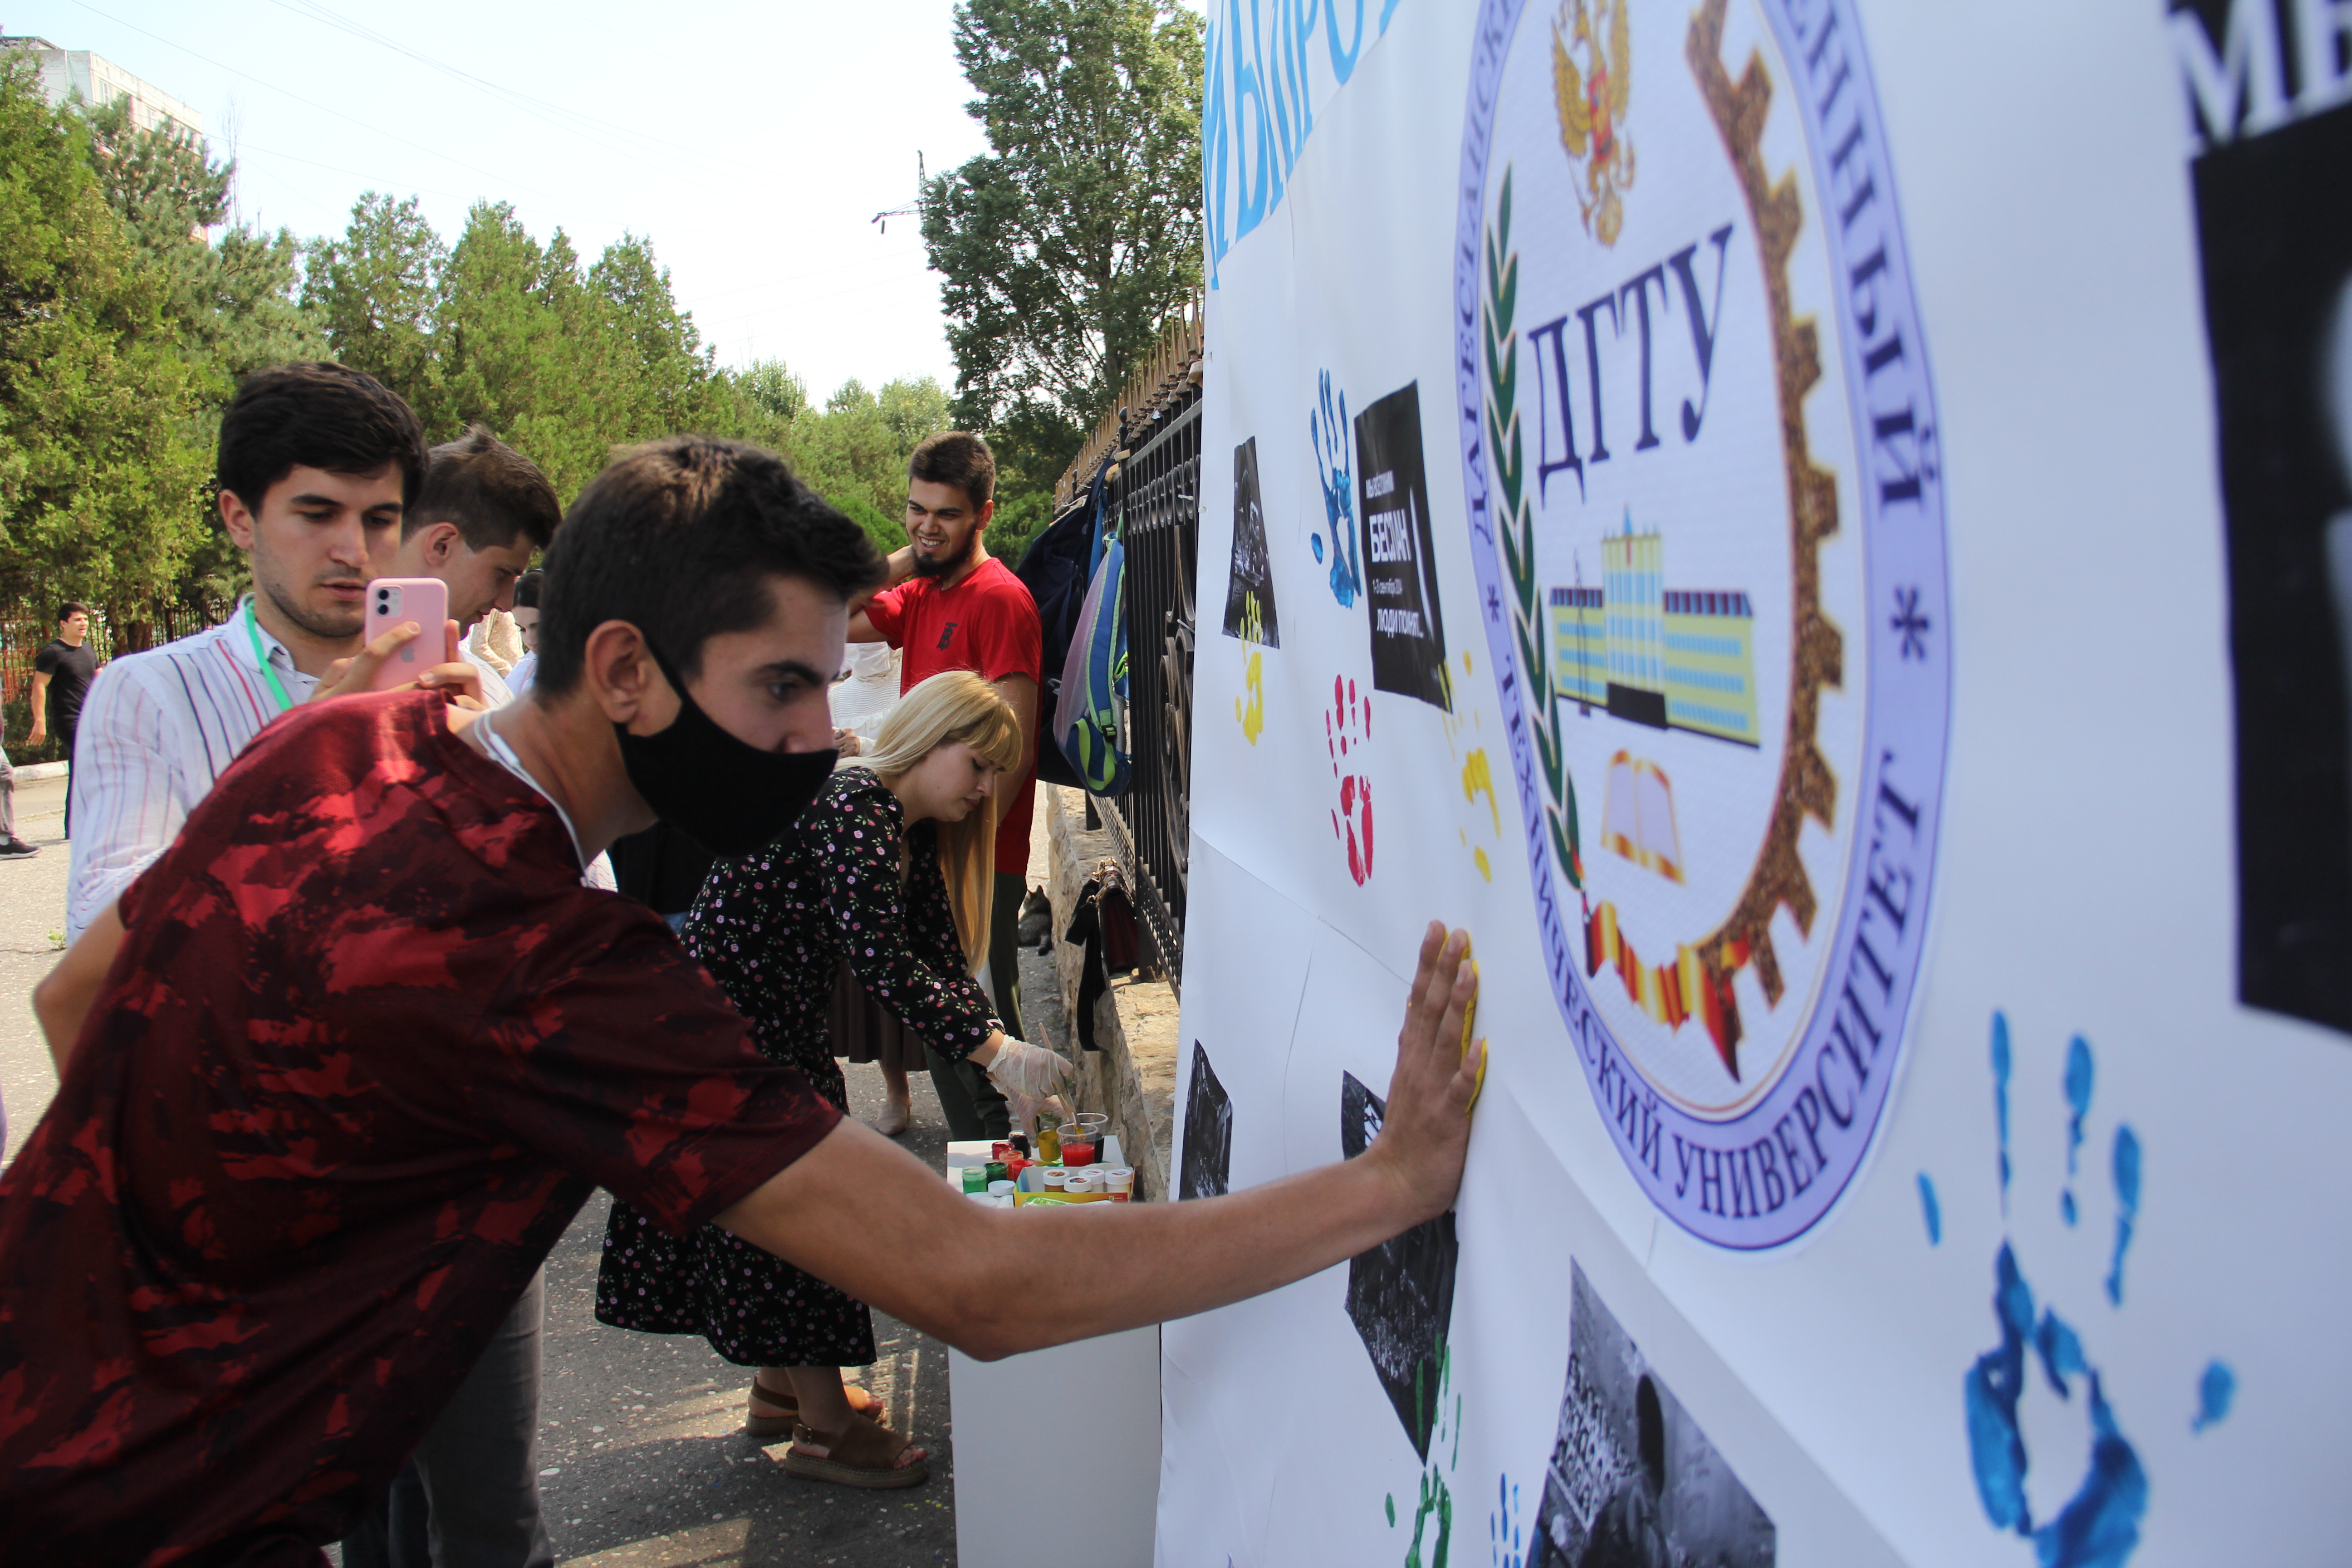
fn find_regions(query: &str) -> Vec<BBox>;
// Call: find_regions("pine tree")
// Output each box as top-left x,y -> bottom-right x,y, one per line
305,192 -> 447,426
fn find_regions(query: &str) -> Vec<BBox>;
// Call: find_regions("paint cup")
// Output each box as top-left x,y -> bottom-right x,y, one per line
1041,1168 -> 1068,1191
1105,1167 -> 1134,1201
961,1166 -> 987,1195
984,1161 -> 1008,1185
990,1141 -> 1014,1162
1076,1112 -> 1110,1138
1056,1125 -> 1097,1167
1063,1171 -> 1101,1194
965,1191 -> 994,1204
988,1180 -> 1015,1197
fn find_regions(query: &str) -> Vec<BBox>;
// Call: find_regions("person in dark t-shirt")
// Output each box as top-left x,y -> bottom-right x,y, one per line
29,600 -> 99,837
10,435 -> 1487,1565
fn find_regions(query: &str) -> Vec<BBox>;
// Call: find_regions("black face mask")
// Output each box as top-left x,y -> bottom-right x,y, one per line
614,639 -> 837,857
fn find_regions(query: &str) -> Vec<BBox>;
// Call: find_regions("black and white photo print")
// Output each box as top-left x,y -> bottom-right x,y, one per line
1340,1071 -> 1458,1460
1531,1264 -> 1774,1568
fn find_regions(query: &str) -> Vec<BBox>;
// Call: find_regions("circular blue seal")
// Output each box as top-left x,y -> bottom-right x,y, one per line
1452,0 -> 1950,1248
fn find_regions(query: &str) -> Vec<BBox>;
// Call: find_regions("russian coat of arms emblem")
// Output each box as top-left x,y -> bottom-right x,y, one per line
1552,0 -> 1635,245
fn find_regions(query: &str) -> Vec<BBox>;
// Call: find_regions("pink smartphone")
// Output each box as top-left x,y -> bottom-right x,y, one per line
361,577 -> 450,692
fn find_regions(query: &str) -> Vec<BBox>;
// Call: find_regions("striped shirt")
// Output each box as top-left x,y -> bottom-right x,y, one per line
67,607 -> 612,938
66,603 -> 318,941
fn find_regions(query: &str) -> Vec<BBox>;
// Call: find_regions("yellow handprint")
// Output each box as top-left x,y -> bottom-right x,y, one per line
1234,591 -> 1268,745
1236,649 -> 1265,745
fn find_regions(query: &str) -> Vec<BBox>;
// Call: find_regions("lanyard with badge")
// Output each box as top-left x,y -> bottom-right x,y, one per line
242,599 -> 294,715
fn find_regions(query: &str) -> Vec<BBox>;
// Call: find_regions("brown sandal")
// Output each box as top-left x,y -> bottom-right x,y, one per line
745,1377 -> 889,1440
783,1418 -> 930,1489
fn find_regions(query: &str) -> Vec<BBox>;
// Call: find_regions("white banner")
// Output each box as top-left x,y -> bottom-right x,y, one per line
1169,0 -> 2352,1563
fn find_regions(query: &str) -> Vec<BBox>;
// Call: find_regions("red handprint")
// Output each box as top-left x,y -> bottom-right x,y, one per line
1327,674 -> 1374,885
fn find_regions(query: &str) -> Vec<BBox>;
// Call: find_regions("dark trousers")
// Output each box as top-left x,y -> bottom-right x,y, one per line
925,1043 -> 1011,1142
922,873 -> 1033,1142
341,1269 -> 554,1568
0,744 -> 15,843
58,726 -> 74,839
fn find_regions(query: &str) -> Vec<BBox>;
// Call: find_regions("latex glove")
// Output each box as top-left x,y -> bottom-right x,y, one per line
985,1039 -> 1073,1133
985,1038 -> 1072,1101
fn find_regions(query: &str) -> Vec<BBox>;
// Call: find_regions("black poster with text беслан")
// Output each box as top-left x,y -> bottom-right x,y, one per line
1354,382 -> 1448,709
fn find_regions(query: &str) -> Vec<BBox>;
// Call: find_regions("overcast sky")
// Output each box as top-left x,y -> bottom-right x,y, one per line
10,0 -> 1008,399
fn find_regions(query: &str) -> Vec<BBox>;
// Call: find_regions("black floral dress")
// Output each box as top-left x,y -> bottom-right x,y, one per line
594,769 -> 1000,1367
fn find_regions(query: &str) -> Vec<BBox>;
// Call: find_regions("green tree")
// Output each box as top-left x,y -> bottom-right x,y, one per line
0,60 -> 210,676
734,358 -> 808,426
590,233 -> 726,440
78,97 -> 324,636
81,98 -> 323,382
774,375 -> 970,556
305,192 -> 447,423
922,0 -> 1204,493
314,201 -> 745,508
431,202 -> 617,497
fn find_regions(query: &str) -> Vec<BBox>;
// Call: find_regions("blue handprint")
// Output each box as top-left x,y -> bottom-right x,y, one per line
1310,370 -> 1363,607
1962,1014 -> 2147,1568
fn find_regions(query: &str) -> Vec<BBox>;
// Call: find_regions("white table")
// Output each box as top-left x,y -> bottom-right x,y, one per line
944,1141 -> 1161,1568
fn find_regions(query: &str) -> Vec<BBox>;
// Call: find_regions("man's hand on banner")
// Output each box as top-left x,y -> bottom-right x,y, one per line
1366,922 -> 1486,1225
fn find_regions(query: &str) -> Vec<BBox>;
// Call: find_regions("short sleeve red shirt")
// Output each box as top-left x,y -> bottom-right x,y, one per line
864,555 -> 1044,872
0,693 -> 838,1566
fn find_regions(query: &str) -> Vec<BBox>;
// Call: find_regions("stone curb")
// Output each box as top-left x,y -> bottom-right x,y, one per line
11,762 -> 67,783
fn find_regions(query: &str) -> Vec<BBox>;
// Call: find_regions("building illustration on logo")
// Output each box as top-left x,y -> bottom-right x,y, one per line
1549,519 -> 1758,745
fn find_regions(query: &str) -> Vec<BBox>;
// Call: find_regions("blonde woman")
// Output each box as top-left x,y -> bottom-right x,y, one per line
595,671 -> 1069,1488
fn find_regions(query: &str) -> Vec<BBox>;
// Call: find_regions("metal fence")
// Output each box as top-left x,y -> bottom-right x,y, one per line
1094,387 -> 1200,989
2,597 -> 231,759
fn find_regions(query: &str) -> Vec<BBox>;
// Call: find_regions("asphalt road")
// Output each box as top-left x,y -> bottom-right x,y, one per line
0,768 -> 1053,1565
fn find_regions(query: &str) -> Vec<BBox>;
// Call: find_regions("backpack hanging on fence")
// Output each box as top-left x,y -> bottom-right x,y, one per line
1016,455 -> 1134,795
1014,466 -> 1105,790
1054,516 -> 1132,796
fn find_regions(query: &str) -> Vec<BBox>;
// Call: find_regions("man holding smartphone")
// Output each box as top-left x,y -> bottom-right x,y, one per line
64,362 -> 476,944
10,435 -> 1486,1563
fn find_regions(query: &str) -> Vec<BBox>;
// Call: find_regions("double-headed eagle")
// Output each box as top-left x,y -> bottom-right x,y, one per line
1553,0 -> 1635,246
